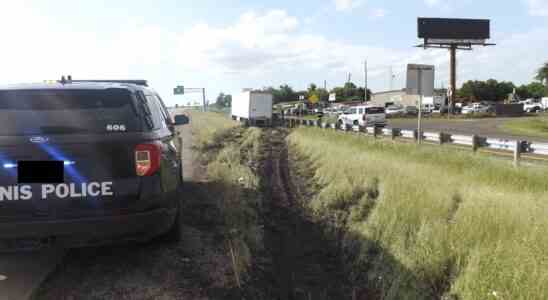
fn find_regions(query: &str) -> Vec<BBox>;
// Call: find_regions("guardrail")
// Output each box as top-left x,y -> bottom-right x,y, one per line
282,118 -> 548,166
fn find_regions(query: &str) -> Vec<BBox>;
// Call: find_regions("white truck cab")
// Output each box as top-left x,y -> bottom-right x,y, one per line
337,105 -> 386,127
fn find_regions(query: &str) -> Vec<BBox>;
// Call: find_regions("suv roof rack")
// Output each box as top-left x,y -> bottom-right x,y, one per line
61,79 -> 148,87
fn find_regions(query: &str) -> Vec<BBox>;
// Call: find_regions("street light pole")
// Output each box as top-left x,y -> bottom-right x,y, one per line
364,60 -> 368,102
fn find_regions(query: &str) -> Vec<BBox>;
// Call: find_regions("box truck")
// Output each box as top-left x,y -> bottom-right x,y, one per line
231,91 -> 273,126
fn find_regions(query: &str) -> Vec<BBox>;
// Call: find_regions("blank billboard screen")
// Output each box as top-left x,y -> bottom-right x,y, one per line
418,18 -> 490,39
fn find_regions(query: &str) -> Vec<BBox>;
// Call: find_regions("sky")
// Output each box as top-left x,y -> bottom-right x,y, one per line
0,0 -> 547,106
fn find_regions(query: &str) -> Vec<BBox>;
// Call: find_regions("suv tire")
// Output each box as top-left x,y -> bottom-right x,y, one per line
159,201 -> 182,243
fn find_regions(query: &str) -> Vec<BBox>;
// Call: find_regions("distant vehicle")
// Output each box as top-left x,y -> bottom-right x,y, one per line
231,91 -> 273,126
386,105 -> 405,116
461,103 -> 489,114
422,103 -> 436,113
523,99 -> 544,113
386,105 -> 418,116
337,105 -> 386,127
405,105 -> 419,115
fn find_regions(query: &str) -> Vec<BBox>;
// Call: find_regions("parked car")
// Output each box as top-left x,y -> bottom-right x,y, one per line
523,99 -> 544,113
422,103 -> 436,113
337,105 -> 386,127
404,105 -> 419,115
461,103 -> 490,114
386,105 -> 405,116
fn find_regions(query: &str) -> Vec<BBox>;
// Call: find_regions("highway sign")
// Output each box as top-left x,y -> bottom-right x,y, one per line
173,86 -> 184,95
308,94 -> 319,104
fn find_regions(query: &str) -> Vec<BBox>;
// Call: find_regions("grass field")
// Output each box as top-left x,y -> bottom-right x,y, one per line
500,114 -> 548,139
288,127 -> 548,299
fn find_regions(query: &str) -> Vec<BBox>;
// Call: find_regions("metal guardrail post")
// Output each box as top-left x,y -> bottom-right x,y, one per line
472,135 -> 479,152
514,140 -> 522,167
440,133 -> 450,144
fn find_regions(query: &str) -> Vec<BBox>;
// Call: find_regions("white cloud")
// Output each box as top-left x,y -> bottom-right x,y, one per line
370,8 -> 388,18
334,0 -> 364,12
424,0 -> 440,6
528,0 -> 548,16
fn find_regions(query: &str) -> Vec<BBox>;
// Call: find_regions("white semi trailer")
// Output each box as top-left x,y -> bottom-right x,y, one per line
231,91 -> 273,126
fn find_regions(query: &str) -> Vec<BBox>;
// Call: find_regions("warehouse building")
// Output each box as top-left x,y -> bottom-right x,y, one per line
371,88 -> 446,108
371,89 -> 421,107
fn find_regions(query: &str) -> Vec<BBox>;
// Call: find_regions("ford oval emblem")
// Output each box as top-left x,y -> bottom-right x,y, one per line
30,136 -> 49,143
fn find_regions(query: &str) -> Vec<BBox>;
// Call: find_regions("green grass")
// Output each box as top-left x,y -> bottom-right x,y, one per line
288,127 -> 548,299
186,111 -> 239,151
189,111 -> 264,287
500,115 -> 548,139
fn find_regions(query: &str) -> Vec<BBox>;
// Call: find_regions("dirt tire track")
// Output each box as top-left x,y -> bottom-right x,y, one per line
259,128 -> 349,300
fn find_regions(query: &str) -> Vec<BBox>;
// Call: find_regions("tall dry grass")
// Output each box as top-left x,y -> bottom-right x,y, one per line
189,111 -> 264,287
289,127 -> 548,299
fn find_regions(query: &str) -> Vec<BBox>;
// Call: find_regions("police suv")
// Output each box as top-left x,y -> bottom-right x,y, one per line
0,79 -> 189,250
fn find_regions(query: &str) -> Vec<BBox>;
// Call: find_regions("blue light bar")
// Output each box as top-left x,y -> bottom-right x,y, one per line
2,161 -> 76,169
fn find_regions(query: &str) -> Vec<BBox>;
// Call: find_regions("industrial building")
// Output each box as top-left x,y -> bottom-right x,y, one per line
371,88 -> 446,108
371,89 -> 420,107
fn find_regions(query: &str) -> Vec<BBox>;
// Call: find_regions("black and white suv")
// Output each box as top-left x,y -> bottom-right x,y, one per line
0,79 -> 189,250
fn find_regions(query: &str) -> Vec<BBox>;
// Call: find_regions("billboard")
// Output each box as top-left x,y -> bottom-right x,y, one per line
406,64 -> 435,97
418,18 -> 490,40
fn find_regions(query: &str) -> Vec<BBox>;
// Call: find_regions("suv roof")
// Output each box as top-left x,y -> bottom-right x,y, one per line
0,80 -> 149,92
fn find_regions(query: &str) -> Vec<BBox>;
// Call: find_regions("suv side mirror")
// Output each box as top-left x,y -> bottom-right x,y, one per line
174,114 -> 189,125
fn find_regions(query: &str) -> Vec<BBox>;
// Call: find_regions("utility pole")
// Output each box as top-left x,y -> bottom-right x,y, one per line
364,60 -> 368,102
347,73 -> 352,83
389,66 -> 394,91
202,88 -> 207,112
324,80 -> 327,90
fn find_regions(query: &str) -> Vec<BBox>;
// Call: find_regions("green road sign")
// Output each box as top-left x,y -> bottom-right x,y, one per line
173,86 -> 184,95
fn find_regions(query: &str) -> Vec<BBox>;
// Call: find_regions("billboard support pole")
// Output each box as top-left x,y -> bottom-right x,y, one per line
449,44 -> 457,116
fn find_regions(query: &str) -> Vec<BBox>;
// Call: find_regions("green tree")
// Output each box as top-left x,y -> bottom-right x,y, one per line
535,62 -> 548,86
215,93 -> 232,107
457,79 -> 515,102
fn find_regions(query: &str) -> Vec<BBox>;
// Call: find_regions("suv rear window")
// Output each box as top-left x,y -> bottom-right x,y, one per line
0,89 -> 141,135
365,107 -> 385,114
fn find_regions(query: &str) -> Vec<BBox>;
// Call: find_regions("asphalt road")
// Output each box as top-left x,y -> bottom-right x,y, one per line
0,111 -> 192,300
388,117 -> 548,143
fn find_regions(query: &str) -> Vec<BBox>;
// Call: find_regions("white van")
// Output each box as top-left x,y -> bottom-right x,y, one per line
337,105 -> 386,127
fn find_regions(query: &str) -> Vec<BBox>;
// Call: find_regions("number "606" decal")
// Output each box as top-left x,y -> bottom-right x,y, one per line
106,124 -> 127,131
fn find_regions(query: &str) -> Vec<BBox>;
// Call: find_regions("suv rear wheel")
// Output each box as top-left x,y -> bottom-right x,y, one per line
159,201 -> 182,243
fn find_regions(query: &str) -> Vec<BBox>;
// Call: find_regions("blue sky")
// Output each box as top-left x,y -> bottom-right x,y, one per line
1,0 -> 547,106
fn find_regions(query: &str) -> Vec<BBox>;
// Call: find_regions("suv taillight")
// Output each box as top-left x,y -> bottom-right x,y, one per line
135,143 -> 161,176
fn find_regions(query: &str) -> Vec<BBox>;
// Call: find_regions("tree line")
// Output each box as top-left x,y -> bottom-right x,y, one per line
256,82 -> 371,104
